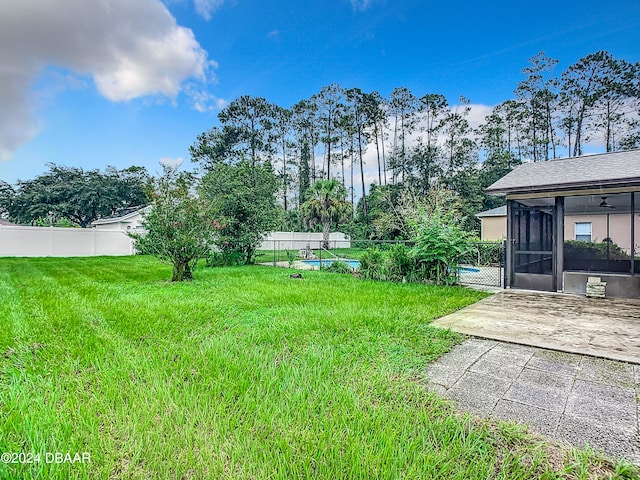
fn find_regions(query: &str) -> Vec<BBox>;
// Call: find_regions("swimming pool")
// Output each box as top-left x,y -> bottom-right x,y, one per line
458,266 -> 481,273
301,259 -> 360,269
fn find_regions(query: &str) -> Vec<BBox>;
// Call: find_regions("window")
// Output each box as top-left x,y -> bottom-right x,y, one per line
574,222 -> 592,242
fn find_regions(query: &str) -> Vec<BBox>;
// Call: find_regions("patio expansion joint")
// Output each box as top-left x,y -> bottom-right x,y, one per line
553,357 -> 581,437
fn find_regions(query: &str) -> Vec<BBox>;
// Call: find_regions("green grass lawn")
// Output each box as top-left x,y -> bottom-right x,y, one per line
0,257 -> 631,479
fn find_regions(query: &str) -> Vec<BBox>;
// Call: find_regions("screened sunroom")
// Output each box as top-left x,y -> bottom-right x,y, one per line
486,150 -> 640,298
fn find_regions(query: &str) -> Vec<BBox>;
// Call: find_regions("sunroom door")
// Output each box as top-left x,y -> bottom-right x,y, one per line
511,202 -> 555,291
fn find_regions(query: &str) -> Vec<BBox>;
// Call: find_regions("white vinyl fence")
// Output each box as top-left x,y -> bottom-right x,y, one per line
0,225 -> 135,257
259,232 -> 350,251
0,226 -> 350,257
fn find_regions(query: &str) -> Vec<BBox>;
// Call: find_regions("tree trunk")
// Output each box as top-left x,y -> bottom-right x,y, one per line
326,115 -> 331,180
282,132 -> 288,210
357,121 -> 367,217
172,261 -> 192,282
322,221 -> 330,250
374,124 -> 381,186
350,136 -> 355,212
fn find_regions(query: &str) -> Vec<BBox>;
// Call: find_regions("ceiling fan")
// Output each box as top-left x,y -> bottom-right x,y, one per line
599,197 -> 616,209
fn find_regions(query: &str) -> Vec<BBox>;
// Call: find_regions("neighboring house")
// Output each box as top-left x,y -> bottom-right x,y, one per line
91,206 -> 150,232
477,205 -> 634,252
486,149 -> 640,298
476,206 -> 507,241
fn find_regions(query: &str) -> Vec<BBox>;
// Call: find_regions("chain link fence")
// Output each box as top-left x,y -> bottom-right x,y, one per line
457,241 -> 505,288
256,238 -> 504,288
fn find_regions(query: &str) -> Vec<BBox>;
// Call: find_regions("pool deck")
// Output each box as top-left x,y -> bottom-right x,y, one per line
260,260 -> 359,271
259,260 -> 327,270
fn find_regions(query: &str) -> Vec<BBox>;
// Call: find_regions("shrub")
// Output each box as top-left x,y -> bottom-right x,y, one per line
206,251 -> 245,267
324,260 -> 353,274
359,248 -> 386,281
383,243 -> 415,282
285,250 -> 297,268
410,212 -> 471,285
564,240 -> 629,260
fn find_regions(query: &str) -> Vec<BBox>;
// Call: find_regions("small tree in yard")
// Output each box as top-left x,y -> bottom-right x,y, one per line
301,179 -> 351,250
200,160 -> 279,264
129,168 -> 216,282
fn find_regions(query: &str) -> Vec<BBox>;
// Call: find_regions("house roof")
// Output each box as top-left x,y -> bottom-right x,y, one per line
476,206 -> 506,217
486,150 -> 640,195
91,206 -> 150,226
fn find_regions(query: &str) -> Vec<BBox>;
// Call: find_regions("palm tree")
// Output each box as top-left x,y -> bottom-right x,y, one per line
301,179 -> 351,250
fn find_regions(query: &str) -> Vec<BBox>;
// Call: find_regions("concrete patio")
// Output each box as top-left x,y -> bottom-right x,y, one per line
425,339 -> 640,464
431,290 -> 640,364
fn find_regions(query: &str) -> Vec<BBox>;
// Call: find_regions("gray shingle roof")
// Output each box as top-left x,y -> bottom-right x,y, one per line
476,206 -> 506,217
486,150 -> 640,195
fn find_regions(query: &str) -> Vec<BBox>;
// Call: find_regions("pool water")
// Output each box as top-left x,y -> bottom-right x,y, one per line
459,266 -> 481,273
302,259 -> 360,269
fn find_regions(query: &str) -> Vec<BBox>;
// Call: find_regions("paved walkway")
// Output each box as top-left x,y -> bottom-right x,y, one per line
431,290 -> 640,364
426,339 -> 640,464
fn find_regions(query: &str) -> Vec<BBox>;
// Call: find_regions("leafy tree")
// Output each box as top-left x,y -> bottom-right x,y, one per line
191,96 -> 277,169
560,51 -> 628,156
301,179 -> 351,249
442,96 -> 476,174
515,52 -> 559,161
217,96 -> 277,166
6,164 -> 148,227
349,184 -> 408,240
345,87 -> 371,216
388,87 -> 419,183
589,57 -> 638,152
200,160 -> 279,264
311,83 -> 345,179
189,126 -> 239,169
273,105 -> 294,211
477,109 -> 521,210
0,180 -> 14,219
291,99 -> 320,188
129,167 -> 216,282
363,91 -> 388,187
406,139 -> 443,196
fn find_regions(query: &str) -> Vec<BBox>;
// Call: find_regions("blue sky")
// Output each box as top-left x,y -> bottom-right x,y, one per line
0,0 -> 639,184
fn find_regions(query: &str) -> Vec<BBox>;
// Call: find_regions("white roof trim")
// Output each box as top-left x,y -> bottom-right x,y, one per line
91,206 -> 150,226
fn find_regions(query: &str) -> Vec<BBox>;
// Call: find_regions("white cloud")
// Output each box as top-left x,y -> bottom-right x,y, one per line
159,157 -> 185,168
0,0 -> 216,160
193,0 -> 225,20
463,104 -> 494,132
350,0 -> 374,11
186,86 -> 228,112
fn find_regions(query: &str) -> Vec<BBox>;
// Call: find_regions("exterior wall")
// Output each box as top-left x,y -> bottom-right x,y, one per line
564,214 -> 632,254
480,216 -> 507,241
0,225 -> 134,257
563,272 -> 640,298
